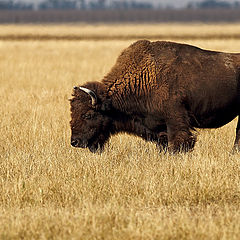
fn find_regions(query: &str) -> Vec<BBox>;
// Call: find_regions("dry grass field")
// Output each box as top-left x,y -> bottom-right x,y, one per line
2,23 -> 240,40
1,24 -> 240,240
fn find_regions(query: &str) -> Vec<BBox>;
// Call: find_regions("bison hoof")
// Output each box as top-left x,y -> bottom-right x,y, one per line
156,134 -> 168,153
168,136 -> 196,154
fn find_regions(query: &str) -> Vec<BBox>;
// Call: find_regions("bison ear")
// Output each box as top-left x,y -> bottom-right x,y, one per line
100,99 -> 112,111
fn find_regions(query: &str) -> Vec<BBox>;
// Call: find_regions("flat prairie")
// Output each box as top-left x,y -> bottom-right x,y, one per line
1,23 -> 240,40
1,24 -> 240,240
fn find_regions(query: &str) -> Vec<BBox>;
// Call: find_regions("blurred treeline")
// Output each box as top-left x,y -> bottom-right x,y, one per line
1,0 -> 240,23
0,0 -> 240,10
1,8 -> 240,23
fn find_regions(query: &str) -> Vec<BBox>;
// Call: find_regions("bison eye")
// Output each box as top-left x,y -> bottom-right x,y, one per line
82,114 -> 91,119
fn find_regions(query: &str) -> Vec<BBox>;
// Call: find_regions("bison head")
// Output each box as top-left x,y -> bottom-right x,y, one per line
70,82 -> 112,153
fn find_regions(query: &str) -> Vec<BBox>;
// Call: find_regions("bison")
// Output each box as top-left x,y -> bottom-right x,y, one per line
70,40 -> 240,153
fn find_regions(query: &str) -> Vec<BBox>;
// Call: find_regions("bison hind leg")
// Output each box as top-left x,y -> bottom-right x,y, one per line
233,116 -> 240,153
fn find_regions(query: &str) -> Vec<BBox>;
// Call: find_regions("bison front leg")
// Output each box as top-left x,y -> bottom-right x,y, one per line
233,116 -> 240,152
166,113 -> 196,153
156,132 -> 168,152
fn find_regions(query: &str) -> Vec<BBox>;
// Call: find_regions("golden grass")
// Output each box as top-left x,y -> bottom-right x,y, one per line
1,23 -> 240,40
1,24 -> 240,239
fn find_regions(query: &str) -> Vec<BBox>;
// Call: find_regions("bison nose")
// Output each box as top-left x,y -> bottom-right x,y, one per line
71,139 -> 79,147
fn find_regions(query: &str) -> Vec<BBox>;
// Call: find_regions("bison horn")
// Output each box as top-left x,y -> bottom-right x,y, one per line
79,87 -> 97,106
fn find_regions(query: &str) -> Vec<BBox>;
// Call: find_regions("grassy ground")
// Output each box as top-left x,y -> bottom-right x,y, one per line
1,23 -> 240,40
1,24 -> 240,239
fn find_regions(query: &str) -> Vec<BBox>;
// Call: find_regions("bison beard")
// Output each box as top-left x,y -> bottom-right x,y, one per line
87,134 -> 109,153
70,40 -> 240,154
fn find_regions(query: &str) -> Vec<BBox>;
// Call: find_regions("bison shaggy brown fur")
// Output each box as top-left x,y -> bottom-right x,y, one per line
70,40 -> 240,153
